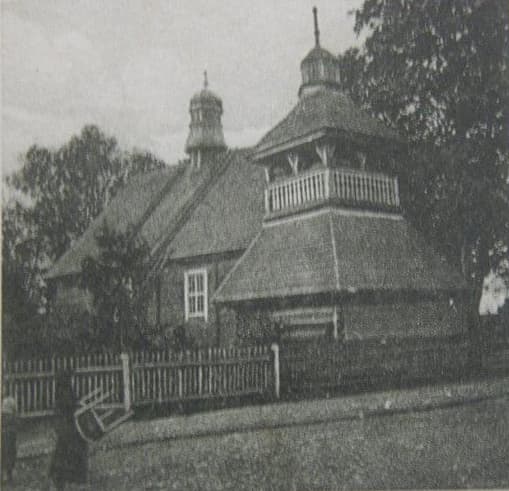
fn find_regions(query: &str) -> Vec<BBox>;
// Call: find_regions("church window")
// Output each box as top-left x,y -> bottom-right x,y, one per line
184,269 -> 208,321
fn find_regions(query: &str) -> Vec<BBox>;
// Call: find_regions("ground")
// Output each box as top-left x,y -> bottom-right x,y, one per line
7,396 -> 509,490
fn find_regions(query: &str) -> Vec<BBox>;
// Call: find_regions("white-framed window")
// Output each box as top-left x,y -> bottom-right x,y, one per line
184,268 -> 208,321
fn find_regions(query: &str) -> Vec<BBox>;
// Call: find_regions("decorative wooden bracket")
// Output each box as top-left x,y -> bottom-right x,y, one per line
287,152 -> 300,175
315,143 -> 336,167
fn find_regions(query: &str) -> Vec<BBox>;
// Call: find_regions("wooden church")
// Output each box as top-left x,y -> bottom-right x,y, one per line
47,9 -> 470,369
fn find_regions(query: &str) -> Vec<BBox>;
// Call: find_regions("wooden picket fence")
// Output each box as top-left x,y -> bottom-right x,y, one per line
130,346 -> 273,406
6,334 -> 505,417
2,345 -> 275,418
279,335 -> 472,393
481,332 -> 509,373
2,353 -> 124,417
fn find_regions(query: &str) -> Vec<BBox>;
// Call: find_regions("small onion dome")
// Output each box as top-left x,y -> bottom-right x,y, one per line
190,88 -> 223,110
185,71 -> 226,154
301,45 -> 337,63
298,7 -> 341,97
190,71 -> 223,113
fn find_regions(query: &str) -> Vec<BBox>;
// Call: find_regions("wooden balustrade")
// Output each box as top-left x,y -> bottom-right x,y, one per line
265,167 -> 400,215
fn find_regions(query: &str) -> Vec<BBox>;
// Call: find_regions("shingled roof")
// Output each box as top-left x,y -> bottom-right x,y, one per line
254,89 -> 400,159
46,149 -> 265,280
169,152 -> 265,259
45,166 -> 183,279
214,209 -> 466,303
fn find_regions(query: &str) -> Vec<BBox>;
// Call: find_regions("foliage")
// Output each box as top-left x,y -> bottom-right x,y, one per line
2,125 -> 165,354
169,325 -> 197,351
6,126 -> 164,261
2,204 -> 41,318
81,222 -> 151,350
236,308 -> 276,344
338,0 -> 509,313
2,203 -> 44,356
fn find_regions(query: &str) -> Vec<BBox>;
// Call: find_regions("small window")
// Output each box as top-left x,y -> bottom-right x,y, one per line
184,269 -> 208,321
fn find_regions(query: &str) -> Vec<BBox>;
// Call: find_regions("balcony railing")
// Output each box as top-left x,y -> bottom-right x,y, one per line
264,167 -> 400,216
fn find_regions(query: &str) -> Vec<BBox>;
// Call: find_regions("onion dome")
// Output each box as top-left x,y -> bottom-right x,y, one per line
185,71 -> 226,167
299,7 -> 341,98
190,73 -> 223,107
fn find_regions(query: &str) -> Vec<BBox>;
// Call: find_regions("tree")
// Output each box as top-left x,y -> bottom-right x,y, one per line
6,126 -> 165,262
2,204 -> 42,356
81,223 -> 150,351
2,125 -> 166,353
339,0 -> 509,316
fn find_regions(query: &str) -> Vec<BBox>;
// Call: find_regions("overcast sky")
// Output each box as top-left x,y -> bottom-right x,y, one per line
2,0 -> 363,174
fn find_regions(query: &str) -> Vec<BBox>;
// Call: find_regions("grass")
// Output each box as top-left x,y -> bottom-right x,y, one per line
7,396 -> 509,490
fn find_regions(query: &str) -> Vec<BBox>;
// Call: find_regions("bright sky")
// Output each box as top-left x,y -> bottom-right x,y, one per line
2,0 -> 363,175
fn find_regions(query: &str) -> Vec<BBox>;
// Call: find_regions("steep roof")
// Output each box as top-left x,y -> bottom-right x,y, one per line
46,149 -> 264,280
45,166 -> 183,279
169,152 -> 265,259
254,89 -> 400,159
214,209 -> 467,303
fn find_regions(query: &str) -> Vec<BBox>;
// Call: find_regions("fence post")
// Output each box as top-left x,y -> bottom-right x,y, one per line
271,343 -> 280,400
198,350 -> 203,396
120,352 -> 131,412
51,356 -> 56,411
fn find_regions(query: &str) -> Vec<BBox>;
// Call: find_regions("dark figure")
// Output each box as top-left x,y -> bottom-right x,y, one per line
49,370 -> 88,491
2,385 -> 17,483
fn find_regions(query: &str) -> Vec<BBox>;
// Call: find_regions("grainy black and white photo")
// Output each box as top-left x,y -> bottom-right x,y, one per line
2,0 -> 509,489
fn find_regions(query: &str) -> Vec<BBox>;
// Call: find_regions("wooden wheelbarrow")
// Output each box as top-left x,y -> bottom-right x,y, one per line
74,387 -> 134,443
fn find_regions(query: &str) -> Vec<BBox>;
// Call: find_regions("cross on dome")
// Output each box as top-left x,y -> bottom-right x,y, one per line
313,6 -> 320,47
299,6 -> 342,97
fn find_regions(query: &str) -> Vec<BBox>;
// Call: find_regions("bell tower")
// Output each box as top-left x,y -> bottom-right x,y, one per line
185,71 -> 227,168
253,7 -> 401,221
